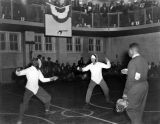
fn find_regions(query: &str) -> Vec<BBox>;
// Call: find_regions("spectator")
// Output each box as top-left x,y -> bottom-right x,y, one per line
46,57 -> 54,77
78,57 -> 84,67
100,3 -> 108,16
41,56 -> 47,75
87,2 -> 93,14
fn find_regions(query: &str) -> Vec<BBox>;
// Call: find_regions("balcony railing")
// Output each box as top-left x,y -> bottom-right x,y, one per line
0,0 -> 44,23
0,0 -> 160,28
72,6 -> 160,28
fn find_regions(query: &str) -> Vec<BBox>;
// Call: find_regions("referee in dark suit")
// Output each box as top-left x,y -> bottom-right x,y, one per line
122,43 -> 149,124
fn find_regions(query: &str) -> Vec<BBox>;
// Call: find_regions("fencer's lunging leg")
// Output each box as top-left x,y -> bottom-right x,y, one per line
99,80 -> 110,102
85,80 -> 97,104
36,87 -> 51,111
18,89 -> 33,122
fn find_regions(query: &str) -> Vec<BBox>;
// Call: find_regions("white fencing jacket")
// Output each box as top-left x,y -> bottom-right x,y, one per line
16,66 -> 51,94
82,61 -> 111,84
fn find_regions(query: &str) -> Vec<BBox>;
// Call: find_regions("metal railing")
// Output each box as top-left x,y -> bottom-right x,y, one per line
0,1 -> 45,23
72,6 -> 160,28
0,0 -> 160,28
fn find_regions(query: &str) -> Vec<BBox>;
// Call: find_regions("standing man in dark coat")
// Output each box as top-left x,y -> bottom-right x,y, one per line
121,43 -> 149,124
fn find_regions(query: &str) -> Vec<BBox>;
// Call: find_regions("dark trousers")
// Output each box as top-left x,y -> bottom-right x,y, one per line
126,82 -> 148,124
85,79 -> 110,103
18,87 -> 51,121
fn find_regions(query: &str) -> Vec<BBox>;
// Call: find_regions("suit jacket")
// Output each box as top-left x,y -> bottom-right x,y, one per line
124,55 -> 148,95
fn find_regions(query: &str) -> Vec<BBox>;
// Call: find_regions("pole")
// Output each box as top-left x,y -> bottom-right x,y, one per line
29,43 -> 33,62
56,37 -> 59,62
91,12 -> 94,27
144,8 -> 146,24
118,12 -> 120,27
107,3 -> 110,29
11,0 -> 13,19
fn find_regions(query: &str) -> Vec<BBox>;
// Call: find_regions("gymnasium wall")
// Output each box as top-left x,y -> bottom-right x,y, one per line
0,52 -> 24,83
58,37 -> 90,64
58,36 -> 106,64
105,31 -> 160,65
1,24 -> 160,83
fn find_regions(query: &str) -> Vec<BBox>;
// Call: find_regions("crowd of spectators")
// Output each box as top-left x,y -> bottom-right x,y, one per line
72,0 -> 160,14
12,53 -> 160,84
0,0 -> 160,27
73,0 -> 160,27
37,55 -> 160,80
37,56 -> 91,82
33,55 -> 124,82
148,62 -> 160,78
0,0 -> 44,22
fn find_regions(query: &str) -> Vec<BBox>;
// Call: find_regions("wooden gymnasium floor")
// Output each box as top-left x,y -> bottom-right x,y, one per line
0,75 -> 159,124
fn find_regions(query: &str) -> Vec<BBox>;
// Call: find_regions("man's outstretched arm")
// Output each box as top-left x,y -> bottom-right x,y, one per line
77,64 -> 90,72
38,70 -> 58,83
16,67 -> 28,76
101,57 -> 111,69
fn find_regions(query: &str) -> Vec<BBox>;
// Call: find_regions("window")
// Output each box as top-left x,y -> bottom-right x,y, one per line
0,32 -> 6,50
66,38 -> 72,52
88,38 -> 94,52
0,32 -> 21,52
45,37 -> 52,51
35,35 -> 42,51
96,39 -> 101,52
45,37 -> 56,52
75,37 -> 81,52
66,37 -> 83,52
9,33 -> 19,51
88,38 -> 103,52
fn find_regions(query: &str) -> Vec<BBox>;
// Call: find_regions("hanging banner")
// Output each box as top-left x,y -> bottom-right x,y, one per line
45,0 -> 72,37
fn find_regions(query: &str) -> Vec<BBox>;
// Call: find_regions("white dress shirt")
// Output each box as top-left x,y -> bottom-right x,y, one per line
16,66 -> 51,94
82,62 -> 111,84
132,53 -> 140,58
